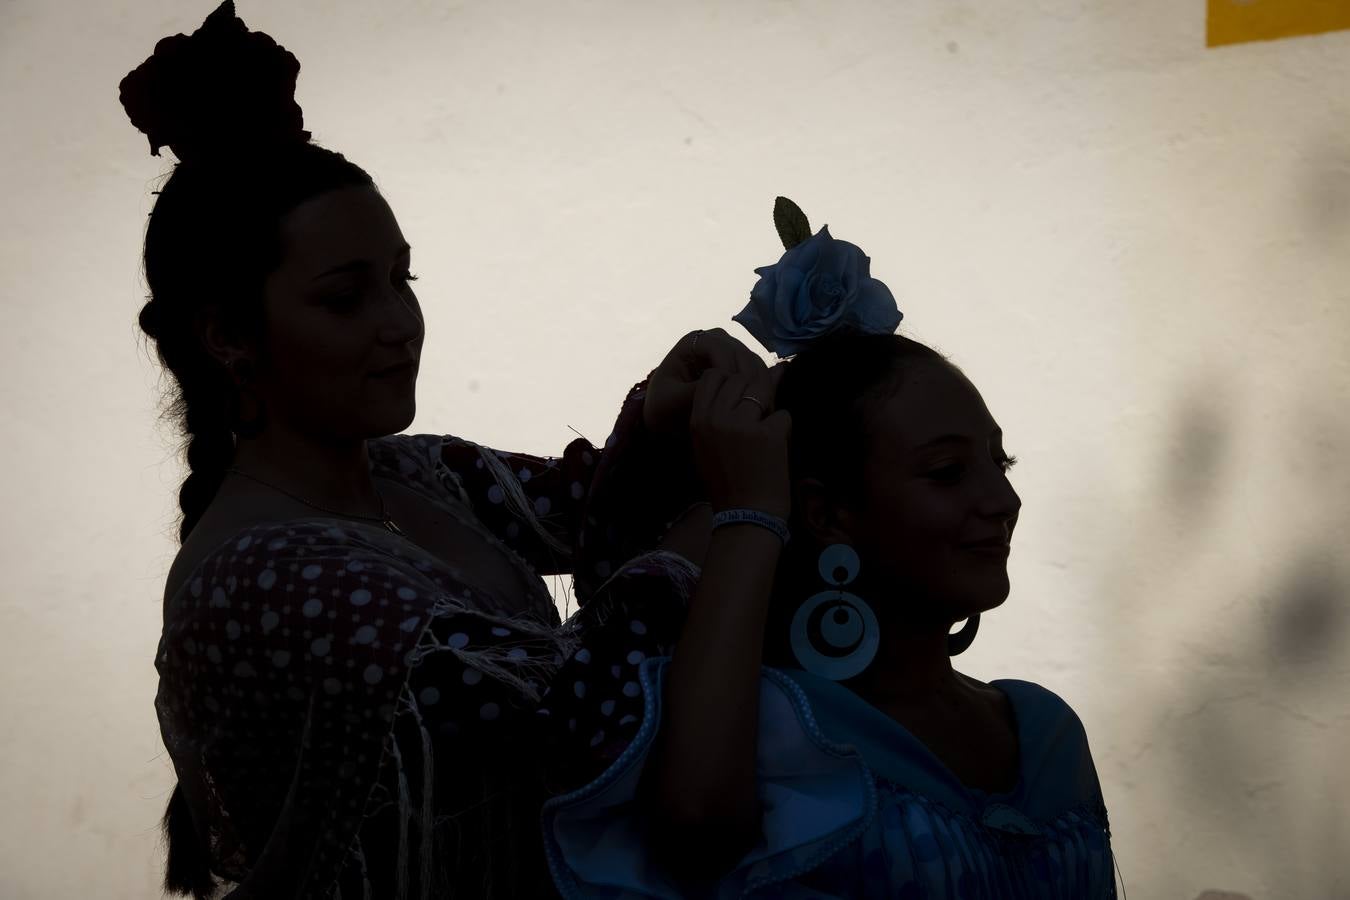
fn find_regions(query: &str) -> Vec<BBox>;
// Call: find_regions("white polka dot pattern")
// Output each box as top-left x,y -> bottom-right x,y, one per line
153,378 -> 701,895
535,550 -> 700,790
154,425 -> 611,898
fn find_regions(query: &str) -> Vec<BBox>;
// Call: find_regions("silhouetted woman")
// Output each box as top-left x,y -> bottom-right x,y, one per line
537,200 -> 1124,898
123,3 -> 767,896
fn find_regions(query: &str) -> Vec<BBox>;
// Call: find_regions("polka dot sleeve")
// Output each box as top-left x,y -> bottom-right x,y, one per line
566,376 -> 708,609
437,433 -> 601,577
436,375 -> 706,595
536,550 -> 701,793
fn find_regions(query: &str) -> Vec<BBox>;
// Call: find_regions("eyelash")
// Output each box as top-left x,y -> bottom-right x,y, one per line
326,272 -> 419,310
931,455 -> 1019,482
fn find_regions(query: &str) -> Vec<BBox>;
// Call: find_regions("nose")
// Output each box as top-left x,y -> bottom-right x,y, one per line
381,287 -> 423,342
1003,488 -> 1021,534
981,471 -> 1022,533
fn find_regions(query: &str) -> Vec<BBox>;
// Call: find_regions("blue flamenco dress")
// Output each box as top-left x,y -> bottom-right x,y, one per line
529,379 -> 1121,899
539,653 -> 1120,899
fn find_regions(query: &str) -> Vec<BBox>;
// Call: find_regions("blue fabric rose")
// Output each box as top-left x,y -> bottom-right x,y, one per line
733,225 -> 903,358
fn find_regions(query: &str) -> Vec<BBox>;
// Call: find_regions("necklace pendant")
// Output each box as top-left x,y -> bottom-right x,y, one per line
382,517 -> 406,537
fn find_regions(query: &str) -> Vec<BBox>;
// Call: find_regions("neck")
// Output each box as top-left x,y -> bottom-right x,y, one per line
848,615 -> 971,714
229,425 -> 382,515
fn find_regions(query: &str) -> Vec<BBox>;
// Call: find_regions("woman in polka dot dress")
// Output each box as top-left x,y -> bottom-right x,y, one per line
124,4 -> 768,897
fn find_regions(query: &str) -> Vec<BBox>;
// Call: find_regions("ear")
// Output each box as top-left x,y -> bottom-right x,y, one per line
195,305 -> 249,368
793,477 -> 858,546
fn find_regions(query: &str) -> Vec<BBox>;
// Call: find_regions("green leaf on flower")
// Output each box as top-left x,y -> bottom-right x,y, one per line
773,196 -> 812,250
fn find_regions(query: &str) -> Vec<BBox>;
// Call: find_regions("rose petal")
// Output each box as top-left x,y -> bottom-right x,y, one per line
846,278 -> 904,334
731,299 -> 774,353
776,265 -> 809,329
783,226 -> 826,271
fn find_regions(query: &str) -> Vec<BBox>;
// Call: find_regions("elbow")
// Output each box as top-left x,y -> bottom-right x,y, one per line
645,797 -> 762,880
636,740 -> 762,878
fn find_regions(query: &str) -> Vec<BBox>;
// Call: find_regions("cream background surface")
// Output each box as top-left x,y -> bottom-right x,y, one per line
2,1 -> 1348,898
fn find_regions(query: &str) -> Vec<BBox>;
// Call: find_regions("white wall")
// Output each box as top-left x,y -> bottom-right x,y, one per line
2,1 -> 1347,897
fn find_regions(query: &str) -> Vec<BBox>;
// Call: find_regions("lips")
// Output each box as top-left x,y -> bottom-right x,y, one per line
372,360 -> 416,376
961,537 -> 1009,548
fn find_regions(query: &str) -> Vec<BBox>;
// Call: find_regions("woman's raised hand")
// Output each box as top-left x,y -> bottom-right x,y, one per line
644,363 -> 789,865
643,328 -> 768,435
687,366 -> 791,520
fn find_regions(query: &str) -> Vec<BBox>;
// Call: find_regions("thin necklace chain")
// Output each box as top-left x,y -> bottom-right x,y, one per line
226,465 -> 406,537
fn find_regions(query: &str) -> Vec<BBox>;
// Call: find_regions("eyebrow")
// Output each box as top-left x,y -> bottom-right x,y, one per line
312,243 -> 412,281
912,428 -> 1003,452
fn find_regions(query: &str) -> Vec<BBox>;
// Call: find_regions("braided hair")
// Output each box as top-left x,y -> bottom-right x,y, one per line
137,146 -> 375,544
122,3 -> 373,895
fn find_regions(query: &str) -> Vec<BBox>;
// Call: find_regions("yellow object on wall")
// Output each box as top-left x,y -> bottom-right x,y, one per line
1208,0 -> 1350,47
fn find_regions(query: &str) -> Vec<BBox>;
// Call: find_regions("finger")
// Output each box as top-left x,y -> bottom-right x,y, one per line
689,329 -> 740,373
716,330 -> 768,377
719,373 -> 769,422
694,328 -> 765,377
690,368 -> 728,430
703,370 -> 738,416
708,371 -> 747,415
662,380 -> 698,426
745,368 -> 778,415
667,330 -> 709,381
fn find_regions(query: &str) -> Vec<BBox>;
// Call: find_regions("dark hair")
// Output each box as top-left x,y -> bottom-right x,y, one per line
762,328 -> 960,663
138,143 -> 375,546
136,142 -> 374,898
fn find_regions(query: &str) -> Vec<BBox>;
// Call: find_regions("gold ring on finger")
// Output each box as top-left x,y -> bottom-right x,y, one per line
740,395 -> 766,413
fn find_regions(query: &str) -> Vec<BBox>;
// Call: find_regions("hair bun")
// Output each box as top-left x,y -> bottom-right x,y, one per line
118,0 -> 311,165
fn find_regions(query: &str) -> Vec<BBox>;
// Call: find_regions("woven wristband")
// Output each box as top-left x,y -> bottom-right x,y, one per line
711,508 -> 791,544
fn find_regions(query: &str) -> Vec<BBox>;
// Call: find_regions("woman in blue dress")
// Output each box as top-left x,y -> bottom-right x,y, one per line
538,198 -> 1125,898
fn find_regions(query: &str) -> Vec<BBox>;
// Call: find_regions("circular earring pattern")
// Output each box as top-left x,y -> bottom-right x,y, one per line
790,543 -> 880,681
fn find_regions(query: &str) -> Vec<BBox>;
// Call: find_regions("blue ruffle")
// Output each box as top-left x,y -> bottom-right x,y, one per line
540,658 -> 877,899
540,660 -> 1118,899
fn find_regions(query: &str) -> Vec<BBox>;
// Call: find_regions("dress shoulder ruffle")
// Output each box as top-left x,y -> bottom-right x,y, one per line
541,657 -> 877,899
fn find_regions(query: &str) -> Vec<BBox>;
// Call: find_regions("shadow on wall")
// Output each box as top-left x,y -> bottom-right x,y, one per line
1150,175 -> 1349,896
1088,129 -> 1350,898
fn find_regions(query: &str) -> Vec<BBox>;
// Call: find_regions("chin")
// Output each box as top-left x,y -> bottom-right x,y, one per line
370,406 -> 416,434
954,580 -> 1011,615
985,591 -> 1011,610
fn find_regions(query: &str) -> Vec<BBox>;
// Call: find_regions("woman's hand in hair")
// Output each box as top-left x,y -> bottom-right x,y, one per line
643,328 -> 768,435
639,363 -> 789,878
688,366 -> 791,520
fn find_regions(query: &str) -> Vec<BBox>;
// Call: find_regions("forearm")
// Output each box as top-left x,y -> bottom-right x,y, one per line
644,520 -> 780,853
654,501 -> 712,567
571,383 -> 708,605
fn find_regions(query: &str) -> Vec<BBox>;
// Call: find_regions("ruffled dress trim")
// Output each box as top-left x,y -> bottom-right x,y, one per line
541,658 -> 877,899
539,659 -> 1120,899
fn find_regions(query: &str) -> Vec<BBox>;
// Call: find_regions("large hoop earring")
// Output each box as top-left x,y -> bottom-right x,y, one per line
790,543 -> 880,681
948,613 -> 980,656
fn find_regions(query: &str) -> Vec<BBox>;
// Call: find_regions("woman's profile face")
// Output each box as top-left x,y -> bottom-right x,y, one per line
848,361 -> 1022,625
254,184 -> 425,441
